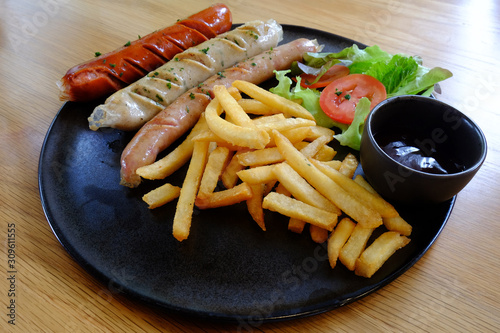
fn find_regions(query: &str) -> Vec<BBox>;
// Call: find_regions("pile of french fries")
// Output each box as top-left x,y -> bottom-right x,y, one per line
138,80 -> 412,278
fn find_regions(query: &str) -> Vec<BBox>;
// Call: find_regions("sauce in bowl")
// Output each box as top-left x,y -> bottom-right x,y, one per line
375,131 -> 466,175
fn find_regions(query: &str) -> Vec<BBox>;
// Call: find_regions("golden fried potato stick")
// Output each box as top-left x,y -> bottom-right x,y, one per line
142,183 -> 181,209
238,98 -> 282,115
327,217 -> 356,268
236,164 -> 277,184
273,162 -> 341,215
339,224 -> 375,271
221,150 -> 247,189
309,225 -> 329,244
262,192 -> 338,231
311,159 -> 399,218
198,146 -> 231,196
213,85 -> 254,127
195,182 -> 253,209
247,183 -> 266,231
172,141 -> 210,242
306,126 -> 336,141
338,153 -> 358,179
355,231 -> 410,278
232,80 -> 315,120
205,96 -> 270,149
272,130 -> 382,228
354,175 -> 412,236
288,218 -> 306,234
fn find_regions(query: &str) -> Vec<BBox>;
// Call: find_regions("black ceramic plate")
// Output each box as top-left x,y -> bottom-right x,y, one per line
39,25 -> 455,324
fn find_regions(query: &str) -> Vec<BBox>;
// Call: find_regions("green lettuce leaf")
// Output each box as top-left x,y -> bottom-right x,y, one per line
333,97 -> 371,150
302,44 -> 452,98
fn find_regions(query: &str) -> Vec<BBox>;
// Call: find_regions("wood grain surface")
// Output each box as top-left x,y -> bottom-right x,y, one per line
1,0 -> 499,332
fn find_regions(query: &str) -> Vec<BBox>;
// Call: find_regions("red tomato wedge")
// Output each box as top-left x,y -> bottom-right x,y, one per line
319,74 -> 387,124
295,64 -> 349,89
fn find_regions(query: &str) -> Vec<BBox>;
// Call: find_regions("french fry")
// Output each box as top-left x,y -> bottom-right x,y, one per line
192,128 -> 241,150
136,113 -> 208,180
238,98 -> 281,115
339,152 -> 358,178
314,145 -> 337,161
272,184 -> 306,233
195,182 -> 253,209
309,225 -> 329,244
232,80 -> 316,120
205,97 -> 270,149
221,150 -> 247,188
321,159 -> 342,170
274,183 -> 291,196
265,127 -> 311,147
339,224 -> 375,271
382,215 -> 413,237
246,183 -> 266,231
172,141 -> 210,242
299,135 -> 333,158
327,217 -> 356,268
311,159 -> 399,218
142,183 -> 181,209
272,130 -> 382,228
252,113 -> 286,125
273,162 -> 341,215
213,85 -> 254,127
237,147 -> 283,167
198,146 -> 230,196
288,218 -> 306,233
236,164 -> 277,184
354,175 -> 412,236
263,180 -> 277,196
306,126 -> 336,141
262,192 -> 338,231
256,117 -> 316,134
355,231 -> 410,278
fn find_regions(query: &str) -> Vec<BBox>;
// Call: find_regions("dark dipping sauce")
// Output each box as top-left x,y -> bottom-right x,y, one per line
375,131 -> 466,175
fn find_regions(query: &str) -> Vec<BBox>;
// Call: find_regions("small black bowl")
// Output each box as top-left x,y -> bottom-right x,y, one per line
360,95 -> 487,205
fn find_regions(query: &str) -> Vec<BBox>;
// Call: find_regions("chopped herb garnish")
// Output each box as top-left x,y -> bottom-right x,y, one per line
166,82 -> 172,89
186,106 -> 190,113
189,92 -> 195,100
138,35 -> 141,39
110,63 -> 116,68
103,59 -> 106,64
335,89 -> 342,96
201,47 -> 209,54
124,41 -> 131,47
217,71 -> 225,78
156,94 -> 164,102
345,94 -> 351,100
119,72 -> 124,77
251,62 -> 256,66
174,57 -> 179,61
94,52 -> 101,57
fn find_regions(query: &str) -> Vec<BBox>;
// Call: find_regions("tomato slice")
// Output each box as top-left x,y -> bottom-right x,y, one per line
296,64 -> 349,89
319,74 -> 387,124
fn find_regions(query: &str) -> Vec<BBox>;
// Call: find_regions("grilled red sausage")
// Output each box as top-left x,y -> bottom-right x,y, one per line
57,4 -> 232,102
119,38 -> 319,187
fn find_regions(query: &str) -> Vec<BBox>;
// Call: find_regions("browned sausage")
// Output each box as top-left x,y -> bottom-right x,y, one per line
120,38 -> 319,187
57,4 -> 232,102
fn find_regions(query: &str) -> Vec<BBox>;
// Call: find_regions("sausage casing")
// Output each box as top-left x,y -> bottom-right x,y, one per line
88,20 -> 284,131
120,38 -> 320,187
57,4 -> 232,102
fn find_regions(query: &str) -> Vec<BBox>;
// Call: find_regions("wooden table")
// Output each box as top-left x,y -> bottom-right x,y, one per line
2,0 -> 499,331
